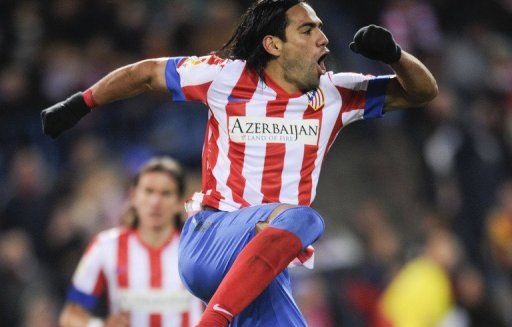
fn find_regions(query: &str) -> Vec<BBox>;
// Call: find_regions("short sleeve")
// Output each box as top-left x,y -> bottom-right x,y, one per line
165,54 -> 225,103
66,236 -> 106,310
331,73 -> 393,127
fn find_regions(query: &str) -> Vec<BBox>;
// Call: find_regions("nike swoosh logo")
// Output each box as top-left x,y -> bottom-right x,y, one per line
213,304 -> 233,317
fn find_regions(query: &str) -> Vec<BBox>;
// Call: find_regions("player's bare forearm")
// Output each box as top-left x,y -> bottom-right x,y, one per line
41,58 -> 169,138
90,58 -> 168,106
385,51 -> 438,110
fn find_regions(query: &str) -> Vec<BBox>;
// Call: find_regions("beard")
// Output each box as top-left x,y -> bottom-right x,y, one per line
282,53 -> 320,93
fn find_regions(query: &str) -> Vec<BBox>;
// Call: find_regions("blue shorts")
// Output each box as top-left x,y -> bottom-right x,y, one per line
178,203 -> 307,327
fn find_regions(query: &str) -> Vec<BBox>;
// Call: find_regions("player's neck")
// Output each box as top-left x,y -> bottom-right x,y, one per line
264,62 -> 301,95
137,224 -> 175,249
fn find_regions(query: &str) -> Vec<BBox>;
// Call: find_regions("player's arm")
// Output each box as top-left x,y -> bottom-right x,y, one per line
384,51 -> 438,110
60,303 -> 129,327
349,25 -> 438,111
89,58 -> 168,105
41,58 -> 168,139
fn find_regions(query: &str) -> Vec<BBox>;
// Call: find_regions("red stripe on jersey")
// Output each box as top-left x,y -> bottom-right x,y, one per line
149,247 -> 163,327
149,251 -> 162,287
181,312 -> 190,327
206,54 -> 225,65
261,98 -> 289,202
176,57 -> 187,69
225,68 -> 259,207
150,314 -> 162,327
298,105 -> 323,205
202,114 -> 222,208
182,81 -> 213,103
92,270 -> 106,296
338,87 -> 366,114
117,229 -> 130,288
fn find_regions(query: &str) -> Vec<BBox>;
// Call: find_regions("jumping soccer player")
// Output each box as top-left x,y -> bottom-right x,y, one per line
42,1 -> 437,325
59,157 -> 202,327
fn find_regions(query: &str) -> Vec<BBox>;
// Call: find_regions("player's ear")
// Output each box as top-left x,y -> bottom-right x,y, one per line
262,35 -> 283,57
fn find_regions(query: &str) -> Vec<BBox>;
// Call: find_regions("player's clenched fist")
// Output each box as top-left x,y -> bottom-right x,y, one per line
41,92 -> 91,139
349,24 -> 402,64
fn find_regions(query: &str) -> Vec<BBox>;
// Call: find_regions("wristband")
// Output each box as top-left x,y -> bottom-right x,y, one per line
86,317 -> 104,327
83,88 -> 97,108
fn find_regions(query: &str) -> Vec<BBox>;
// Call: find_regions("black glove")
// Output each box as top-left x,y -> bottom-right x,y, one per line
349,24 -> 401,64
41,92 -> 91,139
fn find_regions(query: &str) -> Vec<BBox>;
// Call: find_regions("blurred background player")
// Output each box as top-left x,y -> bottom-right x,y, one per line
41,0 -> 438,325
59,157 -> 202,327
374,227 -> 461,327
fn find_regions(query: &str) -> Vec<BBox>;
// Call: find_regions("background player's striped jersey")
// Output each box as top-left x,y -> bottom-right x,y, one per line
67,228 -> 202,327
165,55 -> 392,211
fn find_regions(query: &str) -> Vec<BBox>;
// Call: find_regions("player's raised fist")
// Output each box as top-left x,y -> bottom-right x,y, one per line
349,24 -> 401,64
41,92 -> 91,139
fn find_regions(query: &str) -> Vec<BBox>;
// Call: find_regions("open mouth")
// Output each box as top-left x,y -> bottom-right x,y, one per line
317,52 -> 329,75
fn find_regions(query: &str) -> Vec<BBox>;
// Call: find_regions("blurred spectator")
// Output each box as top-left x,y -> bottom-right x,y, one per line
43,200 -> 87,298
0,147 -> 53,259
341,202 -> 403,326
485,180 -> 512,325
0,229 -> 55,326
452,265 -> 506,327
487,180 -> 512,272
294,276 -> 335,327
375,228 -> 462,327
381,0 -> 442,55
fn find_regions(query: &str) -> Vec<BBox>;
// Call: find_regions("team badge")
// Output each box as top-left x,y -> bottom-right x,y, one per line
182,56 -> 206,67
306,88 -> 325,111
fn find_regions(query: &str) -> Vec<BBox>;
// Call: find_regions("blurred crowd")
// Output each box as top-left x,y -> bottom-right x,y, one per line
1,0 -> 512,326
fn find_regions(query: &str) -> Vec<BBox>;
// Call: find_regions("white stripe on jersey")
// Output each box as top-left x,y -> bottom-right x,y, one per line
127,236 -> 150,326
241,81 -> 277,204
279,96 -> 308,204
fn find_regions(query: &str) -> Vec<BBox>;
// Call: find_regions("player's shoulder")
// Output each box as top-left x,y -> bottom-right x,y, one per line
94,227 -> 132,247
326,71 -> 395,90
177,53 -> 229,70
325,71 -> 367,85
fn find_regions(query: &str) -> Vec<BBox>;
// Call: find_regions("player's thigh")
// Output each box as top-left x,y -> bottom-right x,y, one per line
178,203 -> 282,301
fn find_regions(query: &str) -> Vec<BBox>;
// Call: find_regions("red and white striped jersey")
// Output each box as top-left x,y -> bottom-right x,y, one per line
165,55 -> 392,211
67,228 -> 202,327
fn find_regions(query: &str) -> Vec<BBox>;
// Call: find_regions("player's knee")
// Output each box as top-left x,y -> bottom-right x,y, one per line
269,206 -> 325,248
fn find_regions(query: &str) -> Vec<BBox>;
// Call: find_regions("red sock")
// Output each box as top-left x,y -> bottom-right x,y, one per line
196,227 -> 302,326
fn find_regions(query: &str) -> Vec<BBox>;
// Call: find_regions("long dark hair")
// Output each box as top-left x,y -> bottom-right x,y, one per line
121,157 -> 185,230
218,0 -> 305,78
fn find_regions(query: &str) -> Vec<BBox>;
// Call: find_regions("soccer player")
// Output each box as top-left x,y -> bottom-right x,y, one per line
42,1 -> 438,326
59,157 -> 202,327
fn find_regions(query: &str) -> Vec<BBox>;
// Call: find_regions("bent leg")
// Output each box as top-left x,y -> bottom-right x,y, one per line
197,205 -> 325,326
178,204 -> 282,302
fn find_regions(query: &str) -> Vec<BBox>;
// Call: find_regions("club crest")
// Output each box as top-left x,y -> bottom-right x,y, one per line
306,88 -> 325,111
